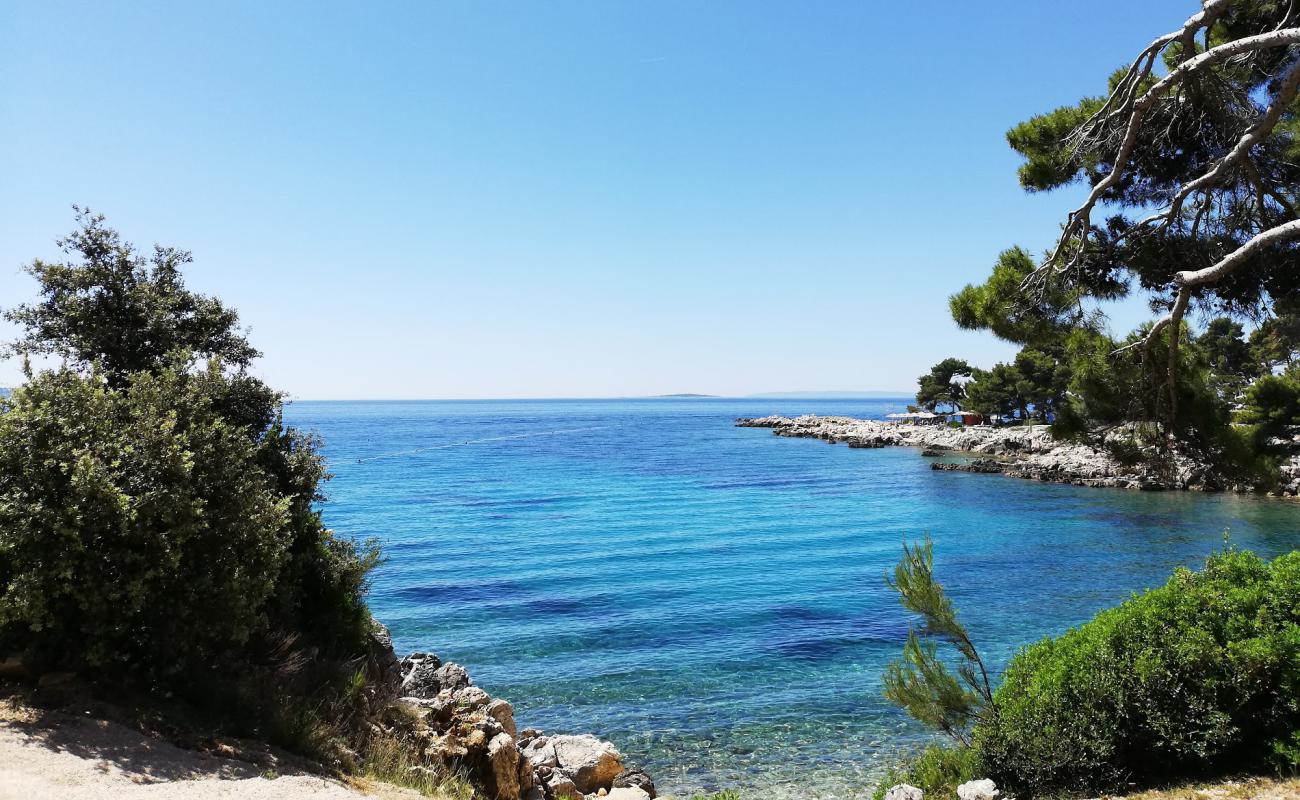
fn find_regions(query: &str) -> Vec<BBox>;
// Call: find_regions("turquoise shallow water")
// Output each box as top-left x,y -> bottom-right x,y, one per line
286,398 -> 1300,799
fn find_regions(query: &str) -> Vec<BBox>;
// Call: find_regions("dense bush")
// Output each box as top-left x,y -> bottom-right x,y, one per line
0,211 -> 380,746
976,549 -> 1300,797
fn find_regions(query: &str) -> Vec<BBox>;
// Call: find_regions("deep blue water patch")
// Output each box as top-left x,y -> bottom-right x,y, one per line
286,398 -> 1300,800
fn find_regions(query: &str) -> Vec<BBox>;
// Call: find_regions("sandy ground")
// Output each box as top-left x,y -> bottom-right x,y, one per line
0,702 -> 423,800
1111,778 -> 1300,800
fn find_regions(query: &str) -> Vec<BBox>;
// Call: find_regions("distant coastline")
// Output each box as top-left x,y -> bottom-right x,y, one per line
645,391 -> 912,399
647,393 -> 719,398
745,390 -> 910,399
737,414 -> 1300,495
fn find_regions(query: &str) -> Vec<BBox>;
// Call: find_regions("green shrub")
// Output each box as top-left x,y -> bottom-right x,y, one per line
0,366 -> 280,672
871,743 -> 980,800
0,211 -> 380,754
976,549 -> 1300,797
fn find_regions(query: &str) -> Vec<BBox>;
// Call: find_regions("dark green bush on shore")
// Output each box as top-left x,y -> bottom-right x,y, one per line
880,545 -> 1300,799
0,210 -> 380,755
977,549 -> 1300,797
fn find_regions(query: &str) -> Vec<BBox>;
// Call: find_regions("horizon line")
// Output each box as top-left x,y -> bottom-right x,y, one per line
282,392 -> 915,403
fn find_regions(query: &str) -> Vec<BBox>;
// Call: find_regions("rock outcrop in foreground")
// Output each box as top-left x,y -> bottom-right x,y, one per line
737,415 -> 1300,494
370,628 -> 653,800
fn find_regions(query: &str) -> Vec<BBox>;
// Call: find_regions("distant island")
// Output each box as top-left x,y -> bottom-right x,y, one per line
746,390 -> 910,399
647,393 -> 719,398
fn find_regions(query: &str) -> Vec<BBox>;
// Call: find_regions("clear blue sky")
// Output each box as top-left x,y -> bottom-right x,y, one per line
1,1 -> 1191,399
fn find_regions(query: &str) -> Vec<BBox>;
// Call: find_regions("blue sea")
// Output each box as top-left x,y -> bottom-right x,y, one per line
285,398 -> 1300,799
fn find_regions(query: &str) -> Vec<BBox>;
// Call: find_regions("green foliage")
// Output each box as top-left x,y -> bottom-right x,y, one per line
965,362 -> 1023,419
964,347 -> 1069,424
976,549 -> 1300,797
0,212 -> 380,753
363,733 -> 475,799
1238,374 -> 1300,454
950,247 -> 1117,347
1012,348 -> 1067,419
871,744 -> 980,800
3,207 -> 259,384
1250,299 -> 1300,373
1200,318 -> 1260,399
1043,323 -> 1275,487
883,539 -> 993,746
0,365 -> 295,674
1006,95 -> 1105,192
915,359 -> 972,413
955,3 -> 1300,475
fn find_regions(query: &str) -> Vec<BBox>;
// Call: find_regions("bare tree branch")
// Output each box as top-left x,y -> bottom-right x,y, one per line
1114,220 -> 1300,363
1177,218 -> 1300,286
1073,0 -> 1231,144
1145,57 -> 1300,229
1038,28 -> 1300,280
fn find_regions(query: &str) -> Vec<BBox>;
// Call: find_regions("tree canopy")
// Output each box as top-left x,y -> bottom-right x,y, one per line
916,358 -> 973,413
1013,0 -> 1300,433
0,212 -> 378,725
943,1 -> 1300,484
3,208 -> 259,384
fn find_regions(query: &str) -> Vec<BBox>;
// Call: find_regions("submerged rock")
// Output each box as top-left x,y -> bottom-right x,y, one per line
932,459 -> 1005,474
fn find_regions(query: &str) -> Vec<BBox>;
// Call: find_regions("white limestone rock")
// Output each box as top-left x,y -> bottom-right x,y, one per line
883,784 -> 924,800
957,778 -> 1000,800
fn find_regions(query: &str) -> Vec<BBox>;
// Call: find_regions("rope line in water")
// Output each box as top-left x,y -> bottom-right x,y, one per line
355,425 -> 610,463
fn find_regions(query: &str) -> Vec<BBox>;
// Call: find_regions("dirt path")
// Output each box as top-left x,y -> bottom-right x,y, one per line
0,702 -> 423,800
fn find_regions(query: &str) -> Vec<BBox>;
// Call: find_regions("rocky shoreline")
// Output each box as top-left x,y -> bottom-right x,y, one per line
367,625 -> 656,800
736,415 -> 1300,495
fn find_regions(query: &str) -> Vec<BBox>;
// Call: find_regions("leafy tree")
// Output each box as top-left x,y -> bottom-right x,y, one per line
3,208 -> 259,385
1052,328 -> 1143,436
1200,316 -> 1260,398
916,358 -> 973,413
1004,2 -> 1300,434
1250,297 -> 1300,372
0,212 -> 379,721
965,363 -> 1024,420
1012,348 -> 1068,421
883,538 -> 994,747
951,247 -> 1122,349
964,349 -> 1068,423
1237,373 -> 1300,452
1,365 -> 294,673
